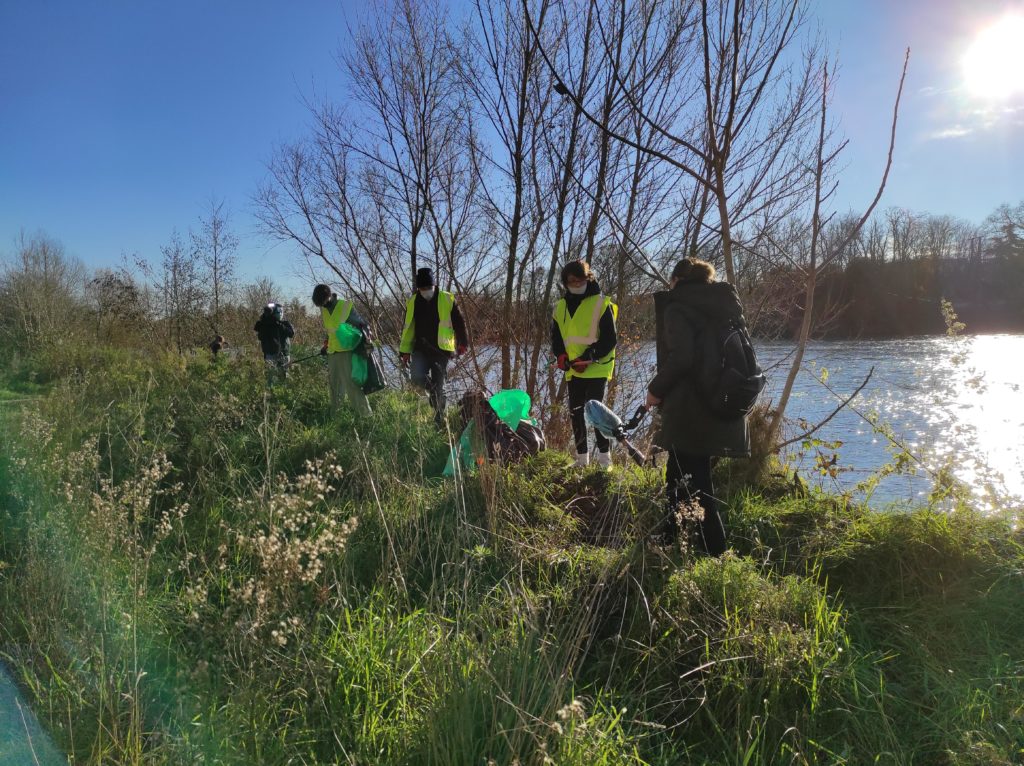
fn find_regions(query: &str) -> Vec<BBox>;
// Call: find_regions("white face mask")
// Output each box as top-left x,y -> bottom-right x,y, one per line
567,284 -> 587,295
418,288 -> 435,300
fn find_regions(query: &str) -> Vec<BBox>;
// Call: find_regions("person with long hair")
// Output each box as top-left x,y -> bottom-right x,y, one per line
644,257 -> 751,554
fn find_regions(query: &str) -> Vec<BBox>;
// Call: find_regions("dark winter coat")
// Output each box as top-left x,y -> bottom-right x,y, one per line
254,314 -> 294,357
648,281 -> 750,457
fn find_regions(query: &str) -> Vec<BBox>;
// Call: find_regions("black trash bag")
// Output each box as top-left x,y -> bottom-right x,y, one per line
458,391 -> 544,465
515,420 -> 546,456
357,341 -> 388,396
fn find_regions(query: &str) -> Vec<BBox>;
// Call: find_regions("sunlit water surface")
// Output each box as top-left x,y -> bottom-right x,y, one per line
754,335 -> 1024,511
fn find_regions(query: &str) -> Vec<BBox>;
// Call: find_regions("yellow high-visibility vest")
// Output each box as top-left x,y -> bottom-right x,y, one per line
399,291 -> 456,354
553,293 -> 617,379
322,299 -> 355,353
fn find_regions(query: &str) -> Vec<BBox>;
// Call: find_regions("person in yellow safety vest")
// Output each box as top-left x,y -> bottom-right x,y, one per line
398,267 -> 469,427
311,283 -> 372,417
551,260 -> 618,469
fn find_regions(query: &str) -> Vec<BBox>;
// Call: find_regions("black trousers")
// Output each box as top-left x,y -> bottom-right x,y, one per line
566,377 -> 610,455
664,450 -> 726,555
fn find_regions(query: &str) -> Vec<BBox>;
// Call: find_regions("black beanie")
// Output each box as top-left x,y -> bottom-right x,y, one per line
415,268 -> 435,288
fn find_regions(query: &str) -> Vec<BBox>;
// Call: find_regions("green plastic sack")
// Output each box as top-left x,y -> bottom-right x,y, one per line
334,323 -> 362,352
488,389 -> 531,429
441,389 -> 533,478
442,423 -> 476,478
351,352 -> 368,386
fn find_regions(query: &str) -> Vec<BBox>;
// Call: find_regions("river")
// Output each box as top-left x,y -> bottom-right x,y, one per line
754,334 -> 1024,511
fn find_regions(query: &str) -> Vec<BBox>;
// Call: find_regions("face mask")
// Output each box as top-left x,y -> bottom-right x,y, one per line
567,284 -> 587,295
419,288 -> 435,300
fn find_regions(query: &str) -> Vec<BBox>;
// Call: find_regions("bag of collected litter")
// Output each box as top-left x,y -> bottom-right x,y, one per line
360,343 -> 387,395
335,323 -> 374,387
334,322 -> 363,352
442,389 -> 544,477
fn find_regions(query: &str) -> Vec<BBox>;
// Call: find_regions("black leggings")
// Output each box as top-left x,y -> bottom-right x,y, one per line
664,451 -> 726,555
567,377 -> 610,455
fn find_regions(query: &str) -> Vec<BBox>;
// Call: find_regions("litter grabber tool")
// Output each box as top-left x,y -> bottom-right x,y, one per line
286,352 -> 323,367
584,400 -> 649,466
622,403 -> 649,432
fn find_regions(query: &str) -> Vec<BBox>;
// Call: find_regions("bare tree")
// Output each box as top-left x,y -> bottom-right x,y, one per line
345,0 -> 467,283
241,277 -> 279,315
257,0 -> 478,352
0,232 -> 85,354
767,53 -> 908,447
984,200 -> 1024,259
462,0 -> 556,389
86,269 -> 147,346
157,230 -> 207,354
525,0 -> 822,286
192,198 -> 238,332
885,206 -> 917,262
855,215 -> 888,262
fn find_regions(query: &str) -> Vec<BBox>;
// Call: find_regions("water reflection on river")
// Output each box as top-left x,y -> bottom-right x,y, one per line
755,335 -> 1024,510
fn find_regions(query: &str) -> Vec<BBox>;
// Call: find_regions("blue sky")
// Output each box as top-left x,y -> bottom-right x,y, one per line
2,0 -> 1023,291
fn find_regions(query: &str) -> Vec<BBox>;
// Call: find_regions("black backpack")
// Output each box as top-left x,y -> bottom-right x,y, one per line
695,318 -> 766,420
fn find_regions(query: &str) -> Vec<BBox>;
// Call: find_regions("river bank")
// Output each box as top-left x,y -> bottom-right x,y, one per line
1,349 -> 1022,764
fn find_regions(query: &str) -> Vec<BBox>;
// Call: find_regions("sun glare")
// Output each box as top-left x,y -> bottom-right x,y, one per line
963,14 -> 1024,99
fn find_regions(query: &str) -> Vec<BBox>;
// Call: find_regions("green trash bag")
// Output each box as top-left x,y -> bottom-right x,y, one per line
442,389 -> 533,477
351,352 -> 368,386
335,323 -> 367,384
334,322 -> 363,352
488,389 -> 532,429
442,423 -> 477,478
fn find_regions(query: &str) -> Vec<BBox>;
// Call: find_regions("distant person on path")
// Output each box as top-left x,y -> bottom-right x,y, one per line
551,260 -> 618,469
312,284 -> 372,417
644,257 -> 752,555
254,303 -> 294,387
398,267 -> 469,428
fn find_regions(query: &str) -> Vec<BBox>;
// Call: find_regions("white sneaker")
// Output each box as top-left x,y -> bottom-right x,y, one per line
574,451 -> 590,467
594,451 -> 612,470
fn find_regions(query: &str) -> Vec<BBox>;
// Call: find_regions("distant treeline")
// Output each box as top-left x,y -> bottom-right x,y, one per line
808,255 -> 1024,338
5,199 -> 1024,375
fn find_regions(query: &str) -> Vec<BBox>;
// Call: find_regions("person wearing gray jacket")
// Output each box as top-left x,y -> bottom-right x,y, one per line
644,257 -> 750,554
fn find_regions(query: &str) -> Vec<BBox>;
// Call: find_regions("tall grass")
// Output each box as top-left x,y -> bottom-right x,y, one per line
1,349 -> 1022,764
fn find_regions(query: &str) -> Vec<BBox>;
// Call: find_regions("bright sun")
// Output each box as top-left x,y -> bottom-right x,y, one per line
963,14 -> 1024,98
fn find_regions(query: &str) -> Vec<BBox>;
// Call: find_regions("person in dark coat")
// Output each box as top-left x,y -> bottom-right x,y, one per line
644,257 -> 750,555
209,335 -> 226,359
254,303 -> 295,387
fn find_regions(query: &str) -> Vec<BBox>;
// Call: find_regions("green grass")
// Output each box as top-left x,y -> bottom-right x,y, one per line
1,349 -> 1022,764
